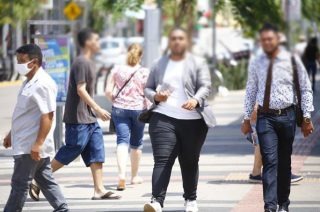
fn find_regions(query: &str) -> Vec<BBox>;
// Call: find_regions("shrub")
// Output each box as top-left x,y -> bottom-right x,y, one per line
217,59 -> 248,90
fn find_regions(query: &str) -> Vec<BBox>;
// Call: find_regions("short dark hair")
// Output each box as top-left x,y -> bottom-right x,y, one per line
16,44 -> 43,66
259,23 -> 279,34
77,28 -> 95,48
169,27 -> 188,37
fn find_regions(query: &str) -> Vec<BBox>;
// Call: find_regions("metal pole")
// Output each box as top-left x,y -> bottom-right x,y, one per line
43,10 -> 49,34
143,9 -> 161,68
211,0 -> 217,67
9,0 -> 15,80
16,21 -> 22,48
54,104 -> 64,150
284,0 -> 301,52
157,0 -> 163,45
286,0 -> 293,52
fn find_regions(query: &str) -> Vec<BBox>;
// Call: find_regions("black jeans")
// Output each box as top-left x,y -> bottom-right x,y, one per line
149,112 -> 208,207
256,107 -> 296,210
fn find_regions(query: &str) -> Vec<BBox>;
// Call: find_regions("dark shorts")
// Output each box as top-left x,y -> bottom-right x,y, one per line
55,122 -> 105,167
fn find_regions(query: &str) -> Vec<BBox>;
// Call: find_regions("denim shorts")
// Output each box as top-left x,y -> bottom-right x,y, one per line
55,122 -> 105,167
111,106 -> 145,149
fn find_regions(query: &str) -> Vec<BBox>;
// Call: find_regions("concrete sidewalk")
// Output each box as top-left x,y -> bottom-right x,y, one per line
0,77 -> 319,211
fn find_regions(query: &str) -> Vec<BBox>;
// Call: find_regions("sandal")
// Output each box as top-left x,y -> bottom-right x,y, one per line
29,182 -> 40,201
91,191 -> 121,200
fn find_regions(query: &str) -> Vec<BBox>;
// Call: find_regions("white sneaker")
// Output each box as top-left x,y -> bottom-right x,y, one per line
185,200 -> 199,212
144,201 -> 162,212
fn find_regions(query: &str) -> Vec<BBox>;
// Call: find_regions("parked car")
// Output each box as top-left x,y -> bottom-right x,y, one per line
126,36 -> 144,47
95,37 -> 127,67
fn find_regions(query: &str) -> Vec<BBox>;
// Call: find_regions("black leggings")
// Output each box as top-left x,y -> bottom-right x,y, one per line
149,112 -> 208,207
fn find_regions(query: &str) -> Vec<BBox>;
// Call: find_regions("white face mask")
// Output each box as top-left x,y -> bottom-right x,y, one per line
16,60 -> 34,76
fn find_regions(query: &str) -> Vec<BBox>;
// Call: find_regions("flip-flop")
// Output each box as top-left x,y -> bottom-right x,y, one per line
91,191 -> 121,200
29,183 -> 40,201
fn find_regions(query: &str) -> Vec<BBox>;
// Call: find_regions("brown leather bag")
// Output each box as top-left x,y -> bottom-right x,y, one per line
291,56 -> 303,127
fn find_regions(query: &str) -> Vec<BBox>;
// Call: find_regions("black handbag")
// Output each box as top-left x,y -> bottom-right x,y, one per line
109,117 -> 116,134
291,56 -> 303,127
138,108 -> 154,123
109,69 -> 139,133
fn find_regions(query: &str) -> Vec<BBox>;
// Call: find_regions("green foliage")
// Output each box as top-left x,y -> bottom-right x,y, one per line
301,0 -> 320,23
91,0 -> 144,17
216,0 -> 320,37
161,0 -> 197,33
89,0 -> 198,34
89,0 -> 144,31
217,59 -> 248,90
216,0 -> 284,37
0,0 -> 40,26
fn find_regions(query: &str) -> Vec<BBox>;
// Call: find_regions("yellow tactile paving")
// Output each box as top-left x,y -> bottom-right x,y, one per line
225,172 -> 250,181
0,80 -> 22,87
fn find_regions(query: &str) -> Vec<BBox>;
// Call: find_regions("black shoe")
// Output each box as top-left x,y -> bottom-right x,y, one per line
291,174 -> 303,184
264,209 -> 276,212
249,174 -> 262,183
278,205 -> 289,212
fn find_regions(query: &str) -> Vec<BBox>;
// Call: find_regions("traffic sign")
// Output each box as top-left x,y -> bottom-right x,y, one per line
64,2 -> 82,20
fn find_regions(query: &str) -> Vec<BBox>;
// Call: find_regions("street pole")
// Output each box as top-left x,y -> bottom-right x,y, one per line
157,0 -> 163,44
9,0 -> 15,80
54,103 -> 65,151
211,0 -> 217,67
43,10 -> 49,34
285,0 -> 293,52
16,21 -> 22,53
284,0 -> 301,52
143,8 -> 161,68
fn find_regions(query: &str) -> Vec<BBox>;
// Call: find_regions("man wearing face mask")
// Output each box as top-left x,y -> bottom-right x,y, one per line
143,27 -> 216,212
2,44 -> 69,211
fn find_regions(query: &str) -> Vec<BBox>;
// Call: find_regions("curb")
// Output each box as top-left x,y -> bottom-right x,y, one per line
0,80 -> 22,87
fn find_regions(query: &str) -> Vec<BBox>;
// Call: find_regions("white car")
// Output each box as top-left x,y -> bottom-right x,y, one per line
95,37 -> 127,67
126,36 -> 144,46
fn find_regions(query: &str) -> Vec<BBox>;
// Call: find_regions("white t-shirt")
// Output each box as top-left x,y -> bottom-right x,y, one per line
11,68 -> 57,158
154,59 -> 202,120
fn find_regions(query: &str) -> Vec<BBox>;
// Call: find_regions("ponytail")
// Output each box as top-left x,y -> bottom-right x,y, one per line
127,43 -> 143,66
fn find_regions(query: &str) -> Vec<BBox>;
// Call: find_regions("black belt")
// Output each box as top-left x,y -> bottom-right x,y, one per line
258,105 -> 294,116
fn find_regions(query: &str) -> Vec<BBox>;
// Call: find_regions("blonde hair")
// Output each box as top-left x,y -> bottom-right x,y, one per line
127,43 -> 143,66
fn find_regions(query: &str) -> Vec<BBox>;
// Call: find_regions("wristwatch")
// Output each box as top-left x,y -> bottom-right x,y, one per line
303,117 -> 311,123
243,118 -> 250,123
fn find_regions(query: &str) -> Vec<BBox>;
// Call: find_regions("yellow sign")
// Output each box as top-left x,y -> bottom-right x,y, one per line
64,2 -> 82,20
